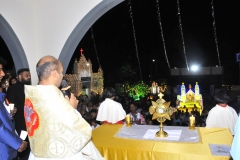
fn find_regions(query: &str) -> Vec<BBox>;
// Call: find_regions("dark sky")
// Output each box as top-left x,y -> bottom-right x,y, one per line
67,0 -> 240,86
1,0 -> 240,86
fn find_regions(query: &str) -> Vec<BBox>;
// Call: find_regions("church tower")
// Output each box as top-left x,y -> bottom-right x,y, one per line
73,58 -> 79,76
181,82 -> 186,102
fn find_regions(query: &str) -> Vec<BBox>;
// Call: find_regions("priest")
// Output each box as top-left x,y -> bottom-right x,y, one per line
25,55 -> 104,160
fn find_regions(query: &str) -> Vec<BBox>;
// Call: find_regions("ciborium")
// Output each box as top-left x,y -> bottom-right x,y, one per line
149,93 -> 176,138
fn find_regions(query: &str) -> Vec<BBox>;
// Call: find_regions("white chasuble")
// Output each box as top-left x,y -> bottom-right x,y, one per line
24,85 -> 104,160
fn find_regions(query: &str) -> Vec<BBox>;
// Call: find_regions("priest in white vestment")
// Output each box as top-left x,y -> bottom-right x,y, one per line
97,87 -> 126,124
25,56 -> 104,160
206,89 -> 238,135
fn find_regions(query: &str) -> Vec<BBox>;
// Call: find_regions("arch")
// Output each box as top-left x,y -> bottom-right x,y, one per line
59,0 -> 124,73
0,14 -> 29,73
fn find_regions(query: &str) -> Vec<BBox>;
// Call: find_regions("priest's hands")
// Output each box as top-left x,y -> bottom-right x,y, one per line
65,93 -> 78,109
18,141 -> 27,152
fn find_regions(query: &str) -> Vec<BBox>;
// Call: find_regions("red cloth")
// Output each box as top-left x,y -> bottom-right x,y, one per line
218,103 -> 227,108
103,120 -> 124,124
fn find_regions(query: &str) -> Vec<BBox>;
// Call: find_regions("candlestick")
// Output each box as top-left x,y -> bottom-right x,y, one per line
189,115 -> 195,130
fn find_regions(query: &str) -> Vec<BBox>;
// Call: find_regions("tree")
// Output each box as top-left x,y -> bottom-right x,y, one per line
119,64 -> 136,82
121,81 -> 150,101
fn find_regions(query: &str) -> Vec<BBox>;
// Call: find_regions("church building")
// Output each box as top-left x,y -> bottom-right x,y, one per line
64,50 -> 104,97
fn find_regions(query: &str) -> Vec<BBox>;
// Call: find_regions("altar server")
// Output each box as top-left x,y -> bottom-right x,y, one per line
97,87 -> 126,124
25,55 -> 104,160
206,89 -> 238,135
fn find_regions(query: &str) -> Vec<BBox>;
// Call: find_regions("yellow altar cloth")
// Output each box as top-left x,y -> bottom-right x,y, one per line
92,124 -> 232,160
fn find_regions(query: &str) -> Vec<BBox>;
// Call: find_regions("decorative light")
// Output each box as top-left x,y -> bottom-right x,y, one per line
191,65 -> 199,72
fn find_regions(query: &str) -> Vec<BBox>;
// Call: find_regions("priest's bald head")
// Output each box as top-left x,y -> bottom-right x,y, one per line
36,56 -> 63,87
214,89 -> 230,104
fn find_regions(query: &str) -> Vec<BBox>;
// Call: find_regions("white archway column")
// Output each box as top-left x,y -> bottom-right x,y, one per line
0,0 -> 123,84
0,15 -> 29,70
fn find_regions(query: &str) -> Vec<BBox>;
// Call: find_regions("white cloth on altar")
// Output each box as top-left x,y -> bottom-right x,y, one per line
115,125 -> 199,142
206,105 -> 238,135
97,98 -> 126,123
230,116 -> 240,160
143,129 -> 182,141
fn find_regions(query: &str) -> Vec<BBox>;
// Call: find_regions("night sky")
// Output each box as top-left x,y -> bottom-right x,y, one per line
67,0 -> 240,87
1,0 -> 240,87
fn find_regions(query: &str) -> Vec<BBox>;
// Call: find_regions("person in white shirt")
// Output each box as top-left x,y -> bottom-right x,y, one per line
127,103 -> 146,125
206,89 -> 238,135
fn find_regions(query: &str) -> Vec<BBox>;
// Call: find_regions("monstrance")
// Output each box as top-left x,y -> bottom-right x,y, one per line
149,93 -> 176,138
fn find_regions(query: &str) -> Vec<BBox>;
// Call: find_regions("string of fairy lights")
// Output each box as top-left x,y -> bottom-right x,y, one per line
89,0 -> 222,78
128,0 -> 143,81
90,27 -> 102,68
176,0 -> 189,71
211,0 -> 221,67
156,0 -> 170,69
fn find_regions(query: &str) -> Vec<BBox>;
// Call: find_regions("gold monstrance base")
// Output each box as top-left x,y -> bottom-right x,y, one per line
156,121 -> 168,138
189,125 -> 195,130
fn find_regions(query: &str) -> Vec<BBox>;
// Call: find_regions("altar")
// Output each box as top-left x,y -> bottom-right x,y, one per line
92,124 -> 232,160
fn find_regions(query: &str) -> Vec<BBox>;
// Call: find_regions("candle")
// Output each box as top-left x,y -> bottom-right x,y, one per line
125,115 -> 131,125
152,87 -> 156,94
189,115 -> 195,126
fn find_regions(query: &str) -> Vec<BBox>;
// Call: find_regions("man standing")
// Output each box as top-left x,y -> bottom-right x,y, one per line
0,57 -> 27,160
25,55 -> 104,160
7,68 -> 31,160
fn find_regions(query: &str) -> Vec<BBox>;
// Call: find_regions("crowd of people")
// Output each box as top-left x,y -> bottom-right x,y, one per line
74,93 -> 209,128
0,55 -> 240,160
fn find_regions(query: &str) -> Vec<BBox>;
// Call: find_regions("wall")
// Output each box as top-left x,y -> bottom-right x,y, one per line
0,0 -> 123,84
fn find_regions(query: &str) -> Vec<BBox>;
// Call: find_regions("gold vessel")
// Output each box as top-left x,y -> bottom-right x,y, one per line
149,93 -> 176,138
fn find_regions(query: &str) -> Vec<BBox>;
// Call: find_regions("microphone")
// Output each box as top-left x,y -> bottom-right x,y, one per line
60,80 -> 71,98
